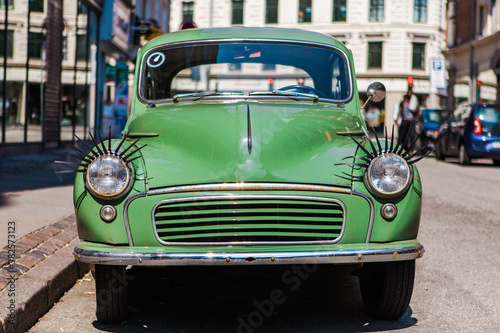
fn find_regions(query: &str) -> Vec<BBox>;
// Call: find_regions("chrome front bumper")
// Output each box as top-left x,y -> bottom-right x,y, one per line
74,243 -> 424,266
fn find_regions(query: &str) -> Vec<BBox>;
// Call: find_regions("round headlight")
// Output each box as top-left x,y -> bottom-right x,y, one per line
364,153 -> 413,198
85,155 -> 133,200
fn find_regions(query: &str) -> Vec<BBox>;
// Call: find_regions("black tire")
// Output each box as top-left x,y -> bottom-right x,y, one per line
458,143 -> 471,165
359,260 -> 415,320
493,159 -> 500,166
95,265 -> 128,324
435,141 -> 444,160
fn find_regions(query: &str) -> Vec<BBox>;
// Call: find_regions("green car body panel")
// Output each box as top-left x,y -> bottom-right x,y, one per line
74,27 -> 423,264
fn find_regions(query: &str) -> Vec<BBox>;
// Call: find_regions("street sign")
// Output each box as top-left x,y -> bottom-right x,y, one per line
430,59 -> 446,89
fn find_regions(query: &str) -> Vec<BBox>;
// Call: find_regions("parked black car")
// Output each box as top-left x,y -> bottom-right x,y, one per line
435,103 -> 500,165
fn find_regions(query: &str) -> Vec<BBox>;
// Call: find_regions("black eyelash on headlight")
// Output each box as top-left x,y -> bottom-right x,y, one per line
335,125 -> 434,180
70,129 -> 146,173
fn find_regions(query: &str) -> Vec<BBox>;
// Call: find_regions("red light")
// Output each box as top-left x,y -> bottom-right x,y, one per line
268,78 -> 274,84
180,21 -> 197,30
407,76 -> 414,86
473,117 -> 482,135
477,80 -> 482,86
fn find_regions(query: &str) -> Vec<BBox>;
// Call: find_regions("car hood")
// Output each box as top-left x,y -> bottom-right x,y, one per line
126,102 -> 364,189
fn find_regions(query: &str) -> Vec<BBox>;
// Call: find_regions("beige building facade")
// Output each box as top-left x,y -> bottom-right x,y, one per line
169,0 -> 447,129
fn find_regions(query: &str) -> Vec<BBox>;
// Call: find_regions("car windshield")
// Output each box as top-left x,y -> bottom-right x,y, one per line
476,106 -> 500,136
140,41 -> 351,103
421,109 -> 443,124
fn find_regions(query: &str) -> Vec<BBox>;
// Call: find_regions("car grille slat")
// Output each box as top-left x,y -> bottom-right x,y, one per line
152,196 -> 346,245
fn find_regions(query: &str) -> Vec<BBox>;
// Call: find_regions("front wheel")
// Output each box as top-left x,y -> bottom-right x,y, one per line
95,265 -> 128,324
359,260 -> 415,320
459,143 -> 471,165
435,141 -> 444,160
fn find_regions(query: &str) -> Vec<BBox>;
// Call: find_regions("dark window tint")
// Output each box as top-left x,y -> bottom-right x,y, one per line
182,1 -> 194,22
0,30 -> 14,58
412,42 -> 425,70
28,32 -> 43,59
299,0 -> 312,23
30,0 -> 44,12
368,42 -> 382,69
369,0 -> 384,22
476,107 -> 500,136
266,0 -> 278,24
333,0 -> 346,22
232,0 -> 244,25
414,0 -> 427,23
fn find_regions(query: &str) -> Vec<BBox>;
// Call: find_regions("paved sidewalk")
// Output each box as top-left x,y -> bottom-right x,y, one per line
0,147 -> 89,332
0,147 -> 77,248
0,214 -> 89,333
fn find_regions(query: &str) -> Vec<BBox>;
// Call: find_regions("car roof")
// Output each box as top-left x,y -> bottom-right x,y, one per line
457,102 -> 500,108
141,27 -> 348,53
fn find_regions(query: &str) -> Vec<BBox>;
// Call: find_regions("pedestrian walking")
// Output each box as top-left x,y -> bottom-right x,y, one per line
398,87 -> 420,151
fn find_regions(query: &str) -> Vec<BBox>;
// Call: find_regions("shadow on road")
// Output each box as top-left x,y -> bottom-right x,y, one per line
92,265 -> 418,332
0,144 -> 79,207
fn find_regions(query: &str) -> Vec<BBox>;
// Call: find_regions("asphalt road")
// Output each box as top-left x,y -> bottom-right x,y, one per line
29,156 -> 500,333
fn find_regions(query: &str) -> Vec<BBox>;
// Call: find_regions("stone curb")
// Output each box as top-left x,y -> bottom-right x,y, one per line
0,214 -> 89,333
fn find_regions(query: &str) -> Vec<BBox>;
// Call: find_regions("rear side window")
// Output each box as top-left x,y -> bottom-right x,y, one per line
476,107 -> 500,136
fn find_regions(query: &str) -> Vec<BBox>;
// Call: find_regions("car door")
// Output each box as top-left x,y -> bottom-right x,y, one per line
448,105 -> 469,155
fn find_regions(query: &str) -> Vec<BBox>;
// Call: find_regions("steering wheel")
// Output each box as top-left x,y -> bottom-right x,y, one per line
277,85 -> 327,98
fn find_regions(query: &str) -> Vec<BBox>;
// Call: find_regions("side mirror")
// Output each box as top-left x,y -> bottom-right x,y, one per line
367,82 -> 386,102
362,82 -> 386,109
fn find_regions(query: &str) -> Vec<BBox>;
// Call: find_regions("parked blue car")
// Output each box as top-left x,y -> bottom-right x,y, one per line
435,103 -> 500,165
419,108 -> 445,152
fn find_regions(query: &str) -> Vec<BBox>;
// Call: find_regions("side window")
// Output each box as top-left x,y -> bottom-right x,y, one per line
462,106 -> 472,120
453,106 -> 464,122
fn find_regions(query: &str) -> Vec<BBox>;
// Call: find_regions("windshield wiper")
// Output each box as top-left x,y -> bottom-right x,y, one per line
172,91 -> 244,103
249,91 -> 319,103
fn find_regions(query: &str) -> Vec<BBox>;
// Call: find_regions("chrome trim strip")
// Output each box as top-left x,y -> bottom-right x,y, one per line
151,195 -> 346,246
123,191 -> 146,246
247,104 -> 252,154
74,244 -> 424,266
123,183 -> 374,246
353,190 -> 376,243
147,183 -> 352,195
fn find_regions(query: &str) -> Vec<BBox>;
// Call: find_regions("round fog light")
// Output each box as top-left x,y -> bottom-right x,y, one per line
100,205 -> 117,222
381,203 -> 398,221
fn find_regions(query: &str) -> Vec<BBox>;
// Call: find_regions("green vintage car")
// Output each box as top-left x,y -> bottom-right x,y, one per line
73,27 -> 427,324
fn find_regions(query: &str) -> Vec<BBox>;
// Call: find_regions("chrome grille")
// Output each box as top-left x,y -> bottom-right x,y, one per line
152,195 -> 346,245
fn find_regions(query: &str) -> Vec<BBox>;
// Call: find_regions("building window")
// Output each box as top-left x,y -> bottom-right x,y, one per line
76,34 -> 88,61
368,42 -> 383,69
28,32 -> 44,59
414,0 -> 427,23
232,0 -> 244,25
30,0 -> 44,13
182,1 -> 194,22
0,30 -> 14,58
369,0 -> 384,22
229,63 -> 242,71
412,42 -> 425,70
478,5 -> 487,36
298,0 -> 312,23
0,0 -> 14,10
333,0 -> 346,22
266,0 -> 278,24
263,63 -> 276,70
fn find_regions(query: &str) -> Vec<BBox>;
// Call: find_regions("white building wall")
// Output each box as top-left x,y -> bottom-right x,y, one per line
169,0 -> 447,126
